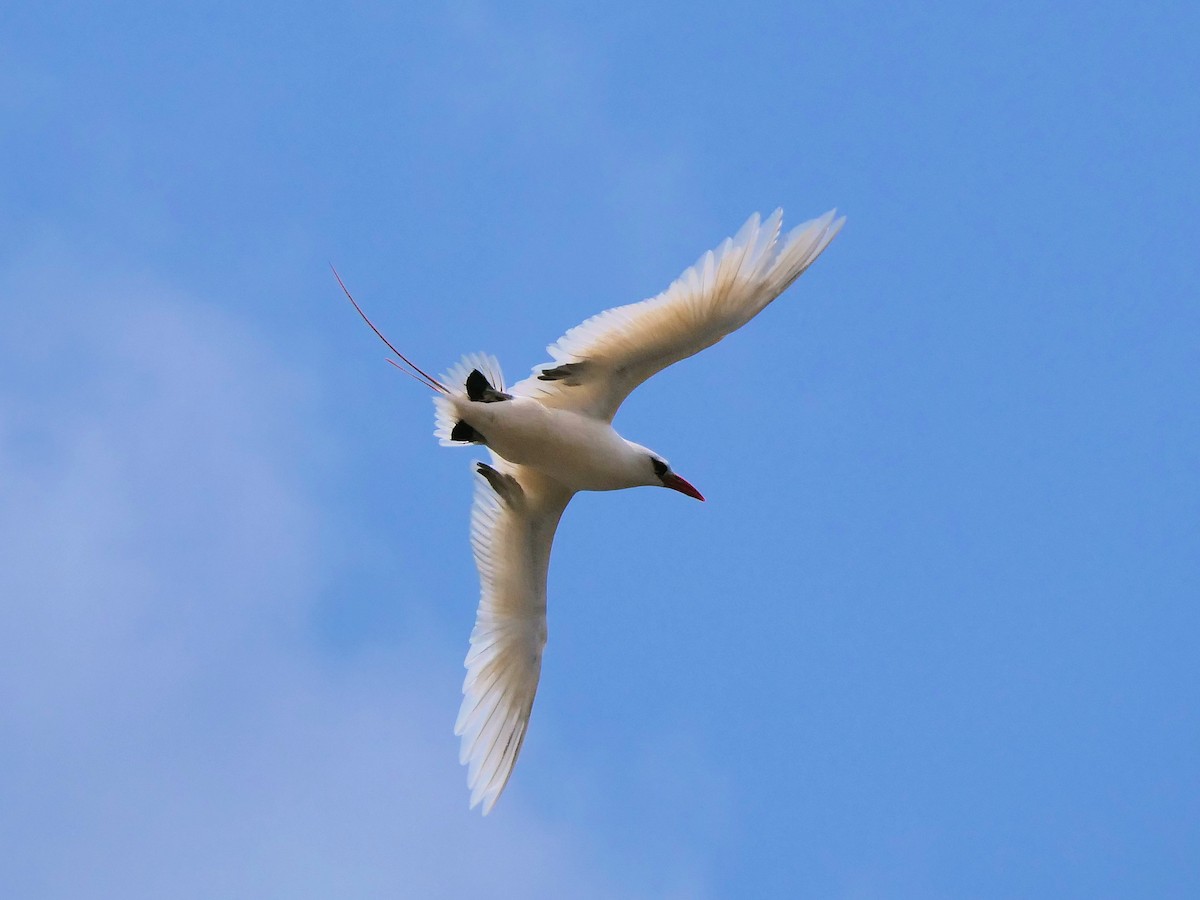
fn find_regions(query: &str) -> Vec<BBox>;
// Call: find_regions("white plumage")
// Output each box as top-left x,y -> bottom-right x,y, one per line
512,209 -> 842,421
455,461 -> 568,813
343,207 -> 844,814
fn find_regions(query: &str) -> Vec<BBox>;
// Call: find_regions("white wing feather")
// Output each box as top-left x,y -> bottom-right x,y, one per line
454,458 -> 572,814
512,209 -> 844,421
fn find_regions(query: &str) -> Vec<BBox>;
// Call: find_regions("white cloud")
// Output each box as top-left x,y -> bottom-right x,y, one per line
0,258 -> 695,898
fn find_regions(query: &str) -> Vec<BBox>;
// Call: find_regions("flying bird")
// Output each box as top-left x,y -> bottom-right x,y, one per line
338,208 -> 844,814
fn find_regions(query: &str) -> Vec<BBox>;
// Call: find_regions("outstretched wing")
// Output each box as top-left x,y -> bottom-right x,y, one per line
512,209 -> 844,421
454,457 -> 573,814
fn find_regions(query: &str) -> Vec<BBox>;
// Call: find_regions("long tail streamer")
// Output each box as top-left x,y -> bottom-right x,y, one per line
332,264 -> 448,393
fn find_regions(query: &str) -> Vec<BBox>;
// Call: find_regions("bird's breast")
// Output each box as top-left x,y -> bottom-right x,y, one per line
464,399 -> 638,491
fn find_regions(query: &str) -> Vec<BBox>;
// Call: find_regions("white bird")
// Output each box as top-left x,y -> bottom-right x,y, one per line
339,208 -> 844,814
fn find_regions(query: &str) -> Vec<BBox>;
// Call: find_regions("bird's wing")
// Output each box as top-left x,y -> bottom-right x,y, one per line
511,209 -> 844,421
454,456 -> 574,814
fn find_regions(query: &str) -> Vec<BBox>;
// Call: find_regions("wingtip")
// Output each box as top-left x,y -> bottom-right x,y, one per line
469,779 -> 499,814
782,207 -> 845,250
813,207 -> 840,229
465,797 -> 496,816
478,792 -> 498,816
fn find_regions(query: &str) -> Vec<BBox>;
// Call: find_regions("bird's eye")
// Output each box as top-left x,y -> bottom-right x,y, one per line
651,458 -> 669,478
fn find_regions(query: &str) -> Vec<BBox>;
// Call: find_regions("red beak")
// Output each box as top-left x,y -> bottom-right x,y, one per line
663,473 -> 705,502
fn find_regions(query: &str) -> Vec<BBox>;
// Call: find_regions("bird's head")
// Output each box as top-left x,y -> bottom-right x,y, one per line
649,454 -> 705,502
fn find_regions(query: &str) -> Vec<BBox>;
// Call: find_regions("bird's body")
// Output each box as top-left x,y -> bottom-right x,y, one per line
341,207 -> 844,814
441,392 -> 661,492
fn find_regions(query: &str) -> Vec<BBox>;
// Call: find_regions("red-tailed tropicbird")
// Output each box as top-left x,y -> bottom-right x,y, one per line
339,208 -> 844,814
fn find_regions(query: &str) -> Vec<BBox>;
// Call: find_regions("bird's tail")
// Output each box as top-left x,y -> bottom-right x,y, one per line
433,353 -> 507,446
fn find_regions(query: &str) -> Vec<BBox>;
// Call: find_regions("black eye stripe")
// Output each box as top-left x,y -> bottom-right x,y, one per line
651,458 -> 668,478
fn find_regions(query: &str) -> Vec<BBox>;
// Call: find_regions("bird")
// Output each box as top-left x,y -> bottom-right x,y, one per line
337,207 -> 844,814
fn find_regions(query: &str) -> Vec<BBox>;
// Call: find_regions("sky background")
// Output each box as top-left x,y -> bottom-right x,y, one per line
2,1 -> 1197,897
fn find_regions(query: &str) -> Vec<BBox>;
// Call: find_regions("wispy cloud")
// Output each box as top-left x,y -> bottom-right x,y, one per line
0,257 -> 689,898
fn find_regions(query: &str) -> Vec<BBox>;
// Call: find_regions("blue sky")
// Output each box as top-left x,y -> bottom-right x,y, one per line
2,1 -> 1197,896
